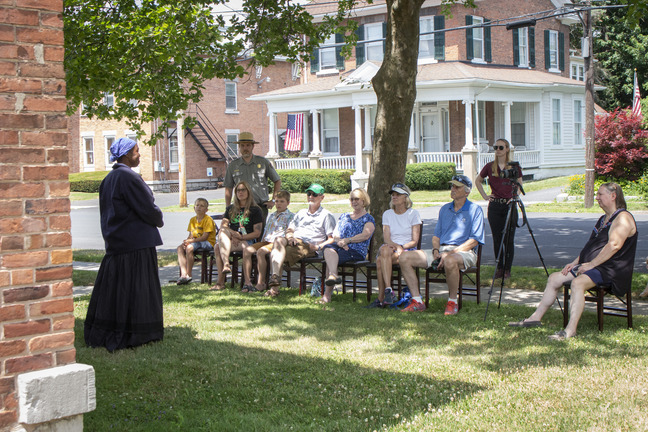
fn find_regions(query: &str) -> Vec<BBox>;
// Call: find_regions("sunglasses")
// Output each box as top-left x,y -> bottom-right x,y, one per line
235,188 -> 248,193
493,145 -> 506,150
306,191 -> 321,197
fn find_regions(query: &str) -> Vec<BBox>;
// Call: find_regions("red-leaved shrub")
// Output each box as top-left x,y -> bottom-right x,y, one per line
595,108 -> 648,181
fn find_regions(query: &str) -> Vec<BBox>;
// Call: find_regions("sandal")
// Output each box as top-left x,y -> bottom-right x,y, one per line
325,276 -> 342,287
548,330 -> 574,341
246,285 -> 260,293
264,288 -> 280,297
268,274 -> 281,288
241,284 -> 254,293
222,266 -> 232,275
209,283 -> 226,291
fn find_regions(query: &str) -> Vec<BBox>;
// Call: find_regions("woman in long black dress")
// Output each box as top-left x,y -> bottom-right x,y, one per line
84,138 -> 165,352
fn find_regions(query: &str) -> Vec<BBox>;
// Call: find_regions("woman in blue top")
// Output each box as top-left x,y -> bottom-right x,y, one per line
321,188 -> 375,303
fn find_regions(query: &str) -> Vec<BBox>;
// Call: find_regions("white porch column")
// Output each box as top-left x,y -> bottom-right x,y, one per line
353,105 -> 364,175
267,112 -> 278,157
301,112 -> 310,156
503,101 -> 513,150
462,100 -> 475,150
408,109 -> 417,150
363,106 -> 372,151
310,109 -> 322,155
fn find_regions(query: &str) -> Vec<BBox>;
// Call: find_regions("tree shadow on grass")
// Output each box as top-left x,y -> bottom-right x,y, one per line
74,320 -> 483,432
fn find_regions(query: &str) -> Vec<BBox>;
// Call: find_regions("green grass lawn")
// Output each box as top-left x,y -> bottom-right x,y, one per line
75,284 -> 648,431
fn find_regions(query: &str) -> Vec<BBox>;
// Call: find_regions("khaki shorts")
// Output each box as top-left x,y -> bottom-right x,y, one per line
429,245 -> 478,269
284,239 -> 316,266
249,241 -> 273,253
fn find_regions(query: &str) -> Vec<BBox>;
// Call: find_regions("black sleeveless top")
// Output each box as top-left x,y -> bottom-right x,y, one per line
578,209 -> 638,296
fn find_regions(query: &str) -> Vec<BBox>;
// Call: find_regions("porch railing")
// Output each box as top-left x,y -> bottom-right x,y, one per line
480,150 -> 540,170
415,152 -> 463,172
274,157 -> 309,170
321,155 -> 355,170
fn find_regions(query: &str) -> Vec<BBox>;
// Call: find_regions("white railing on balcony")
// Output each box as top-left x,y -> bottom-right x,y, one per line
320,155 -> 355,170
274,157 -> 309,170
479,152 -> 496,169
514,150 -> 541,168
415,152 -> 463,172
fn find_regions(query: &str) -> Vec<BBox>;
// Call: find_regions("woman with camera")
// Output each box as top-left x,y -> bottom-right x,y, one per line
475,138 -> 522,280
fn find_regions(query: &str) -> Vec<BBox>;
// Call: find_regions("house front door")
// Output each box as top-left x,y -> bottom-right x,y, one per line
420,110 -> 442,152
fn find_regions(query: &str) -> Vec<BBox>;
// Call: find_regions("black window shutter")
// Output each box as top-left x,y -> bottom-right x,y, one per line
559,32 -> 565,71
484,18 -> 492,62
466,15 -> 473,60
513,28 -> 519,66
355,25 -> 365,67
434,15 -> 445,60
335,33 -> 345,70
311,48 -> 319,74
529,27 -> 535,68
544,30 -> 550,70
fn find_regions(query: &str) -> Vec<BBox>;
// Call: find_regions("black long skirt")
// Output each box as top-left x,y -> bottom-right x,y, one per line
84,247 -> 164,352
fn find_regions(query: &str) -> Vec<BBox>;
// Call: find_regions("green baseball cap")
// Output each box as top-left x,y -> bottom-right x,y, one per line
305,183 -> 325,195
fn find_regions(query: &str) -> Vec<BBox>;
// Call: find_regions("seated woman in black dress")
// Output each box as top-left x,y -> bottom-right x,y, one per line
509,183 -> 638,340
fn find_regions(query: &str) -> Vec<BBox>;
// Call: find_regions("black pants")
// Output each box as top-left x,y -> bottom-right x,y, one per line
488,201 -> 517,271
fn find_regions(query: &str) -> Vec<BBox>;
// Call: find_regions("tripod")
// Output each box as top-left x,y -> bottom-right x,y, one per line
483,179 -> 557,320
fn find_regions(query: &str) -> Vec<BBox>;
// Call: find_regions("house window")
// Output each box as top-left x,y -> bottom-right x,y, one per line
365,23 -> 384,62
226,134 -> 239,157
370,106 -> 377,144
169,130 -> 178,171
472,100 -> 486,143
518,28 -> 528,67
549,31 -> 558,70
472,17 -> 484,61
552,98 -> 562,146
319,34 -> 337,70
83,136 -> 94,168
544,30 -> 564,72
466,15 -> 491,62
571,63 -> 584,81
573,99 -> 583,146
104,135 -> 115,167
419,17 -> 435,59
225,82 -> 237,112
322,108 -> 339,154
511,102 -> 526,147
103,93 -> 114,109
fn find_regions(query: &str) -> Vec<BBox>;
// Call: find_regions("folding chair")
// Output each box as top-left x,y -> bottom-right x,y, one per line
424,244 -> 482,310
562,281 -> 633,331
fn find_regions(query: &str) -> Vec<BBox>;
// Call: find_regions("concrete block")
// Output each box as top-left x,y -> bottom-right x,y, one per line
17,364 -> 95,425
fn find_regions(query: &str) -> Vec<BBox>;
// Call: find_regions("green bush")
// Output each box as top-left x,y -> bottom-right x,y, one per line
276,169 -> 353,195
404,162 -> 456,190
69,171 -> 110,193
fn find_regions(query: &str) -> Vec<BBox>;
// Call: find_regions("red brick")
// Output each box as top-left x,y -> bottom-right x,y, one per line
16,27 -> 63,45
26,234 -> 44,250
0,182 -> 45,199
0,410 -> 18,428
0,165 -> 20,180
0,148 -> 45,163
0,43 -> 33,60
5,353 -> 53,374
0,236 -> 23,251
30,298 -> 73,317
45,114 -> 67,129
23,165 -> 68,181
49,215 -> 70,230
23,131 -> 69,147
28,331 -> 74,352
43,45 -> 63,61
50,280 -> 72,297
25,198 -> 70,214
0,9 -> 39,26
49,181 -> 69,197
10,269 -> 34,285
0,341 -> 27,358
0,378 -> 15,395
35,265 -> 72,282
1,251 -> 49,268
0,25 -> 14,43
52,313 -> 74,330
21,95 -> 67,112
0,61 -> 16,75
0,271 -> 10,287
0,200 -> 22,217
4,392 -> 17,412
17,0 -> 64,13
47,149 -> 68,164
0,77 -> 42,93
0,304 -> 26,322
44,232 -> 71,247
42,79 -> 64,95
0,94 -> 14,110
2,285 -> 49,303
56,348 -> 76,365
0,130 -> 19,145
50,249 -> 72,265
3,319 -> 50,338
0,113 -> 43,129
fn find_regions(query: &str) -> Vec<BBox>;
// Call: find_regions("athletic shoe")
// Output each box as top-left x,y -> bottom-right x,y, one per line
444,300 -> 458,316
365,299 -> 384,309
401,299 -> 426,312
383,288 -> 395,305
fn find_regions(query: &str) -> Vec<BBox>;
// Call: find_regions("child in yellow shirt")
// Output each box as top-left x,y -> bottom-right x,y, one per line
177,198 -> 216,284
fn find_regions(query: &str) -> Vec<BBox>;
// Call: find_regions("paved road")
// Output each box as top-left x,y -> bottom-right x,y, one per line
71,187 -> 648,272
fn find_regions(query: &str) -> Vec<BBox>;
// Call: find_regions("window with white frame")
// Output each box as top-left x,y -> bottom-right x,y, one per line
573,99 -> 583,146
471,16 -> 484,61
552,98 -> 562,146
83,136 -> 94,168
548,30 -> 559,71
511,102 -> 526,147
225,81 -> 237,112
168,129 -> 178,171
472,100 -> 486,142
518,28 -> 528,67
103,92 -> 114,109
419,17 -> 435,59
319,34 -> 337,70
571,63 -> 584,81
226,133 -> 239,157
322,108 -> 339,154
365,23 -> 384,62
104,134 -> 115,168
370,106 -> 377,144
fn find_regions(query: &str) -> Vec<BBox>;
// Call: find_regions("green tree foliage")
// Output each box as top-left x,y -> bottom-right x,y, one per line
593,1 -> 648,111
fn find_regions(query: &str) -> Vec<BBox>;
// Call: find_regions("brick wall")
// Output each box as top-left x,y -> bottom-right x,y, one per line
0,0 -> 76,429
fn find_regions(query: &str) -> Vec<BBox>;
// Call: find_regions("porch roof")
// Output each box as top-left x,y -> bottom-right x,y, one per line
250,61 -> 586,102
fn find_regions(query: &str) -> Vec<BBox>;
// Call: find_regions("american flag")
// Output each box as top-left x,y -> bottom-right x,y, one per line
284,113 -> 303,151
632,70 -> 642,118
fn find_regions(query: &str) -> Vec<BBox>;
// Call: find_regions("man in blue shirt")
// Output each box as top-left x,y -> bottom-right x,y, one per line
399,175 -> 485,315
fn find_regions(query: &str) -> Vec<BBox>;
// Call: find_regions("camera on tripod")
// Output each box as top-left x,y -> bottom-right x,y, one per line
500,161 -> 521,179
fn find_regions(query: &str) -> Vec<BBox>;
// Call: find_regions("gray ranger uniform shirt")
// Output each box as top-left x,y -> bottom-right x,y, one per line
224,155 -> 280,205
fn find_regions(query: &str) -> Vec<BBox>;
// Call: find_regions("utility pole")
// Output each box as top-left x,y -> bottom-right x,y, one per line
583,2 -> 596,208
177,110 -> 188,207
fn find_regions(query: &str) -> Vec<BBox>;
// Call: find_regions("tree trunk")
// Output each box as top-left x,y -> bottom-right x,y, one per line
368,0 -> 425,256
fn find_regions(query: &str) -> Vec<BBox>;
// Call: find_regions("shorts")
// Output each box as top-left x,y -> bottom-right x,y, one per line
249,241 -> 273,253
284,239 -> 316,266
192,241 -> 213,251
571,265 -> 604,285
322,244 -> 365,264
429,245 -> 478,269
